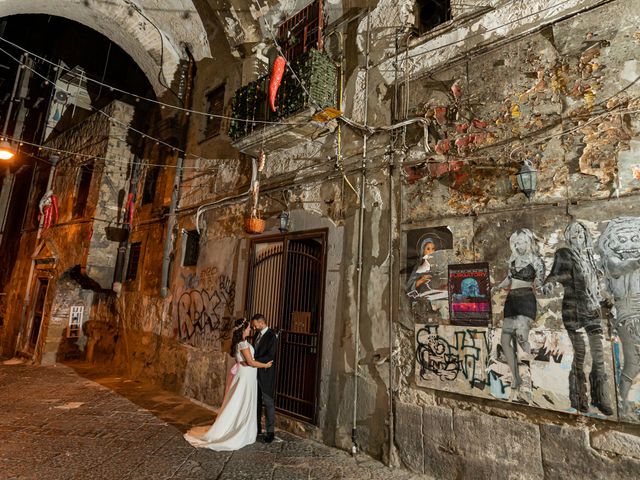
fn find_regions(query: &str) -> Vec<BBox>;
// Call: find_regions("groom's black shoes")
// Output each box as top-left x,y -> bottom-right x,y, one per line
263,432 -> 275,443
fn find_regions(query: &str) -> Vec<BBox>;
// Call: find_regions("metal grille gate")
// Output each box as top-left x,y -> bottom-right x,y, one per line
246,231 -> 326,423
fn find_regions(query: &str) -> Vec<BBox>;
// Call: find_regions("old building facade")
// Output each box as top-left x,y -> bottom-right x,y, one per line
1,0 -> 640,478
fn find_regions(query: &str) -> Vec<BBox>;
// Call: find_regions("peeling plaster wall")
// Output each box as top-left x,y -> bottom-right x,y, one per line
390,0 -> 640,477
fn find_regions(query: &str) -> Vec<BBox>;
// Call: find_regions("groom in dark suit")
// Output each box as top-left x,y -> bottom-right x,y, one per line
251,313 -> 278,443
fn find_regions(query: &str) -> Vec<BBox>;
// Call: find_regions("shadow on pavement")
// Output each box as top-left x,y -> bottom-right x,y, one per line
61,360 -> 216,433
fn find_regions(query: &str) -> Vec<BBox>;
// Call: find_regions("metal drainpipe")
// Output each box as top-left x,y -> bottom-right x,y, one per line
15,155 -> 58,356
160,48 -> 195,298
112,156 -> 140,293
352,9 -> 371,457
387,25 -> 404,466
160,156 -> 184,298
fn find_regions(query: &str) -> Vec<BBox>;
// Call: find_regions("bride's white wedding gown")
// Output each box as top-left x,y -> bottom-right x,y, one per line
184,340 -> 257,451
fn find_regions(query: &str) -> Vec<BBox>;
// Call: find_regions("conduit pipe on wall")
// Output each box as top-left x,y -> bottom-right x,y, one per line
194,156 -> 257,234
386,27 -> 402,467
113,155 -> 141,293
160,48 -> 195,298
352,9 -> 371,457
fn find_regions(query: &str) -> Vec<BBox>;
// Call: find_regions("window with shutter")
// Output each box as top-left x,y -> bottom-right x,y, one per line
183,230 -> 200,267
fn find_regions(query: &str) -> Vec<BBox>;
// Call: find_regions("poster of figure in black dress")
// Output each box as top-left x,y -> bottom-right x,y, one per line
543,221 -> 613,416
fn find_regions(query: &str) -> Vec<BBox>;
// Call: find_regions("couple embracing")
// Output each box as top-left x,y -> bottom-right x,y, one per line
184,313 -> 277,451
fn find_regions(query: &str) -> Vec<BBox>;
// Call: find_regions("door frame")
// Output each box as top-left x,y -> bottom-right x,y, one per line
244,228 -> 328,424
25,275 -> 51,357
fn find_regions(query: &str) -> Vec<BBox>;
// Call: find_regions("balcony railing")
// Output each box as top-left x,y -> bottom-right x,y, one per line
229,49 -> 337,142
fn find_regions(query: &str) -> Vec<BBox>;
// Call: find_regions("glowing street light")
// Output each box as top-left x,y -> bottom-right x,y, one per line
0,140 -> 15,161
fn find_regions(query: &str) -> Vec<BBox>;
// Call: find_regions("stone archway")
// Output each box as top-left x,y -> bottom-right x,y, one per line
0,0 -> 211,94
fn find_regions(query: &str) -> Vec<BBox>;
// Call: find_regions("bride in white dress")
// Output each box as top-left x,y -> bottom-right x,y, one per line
184,317 -> 273,451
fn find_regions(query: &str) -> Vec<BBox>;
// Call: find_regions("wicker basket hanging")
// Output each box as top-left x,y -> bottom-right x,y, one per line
244,209 -> 265,234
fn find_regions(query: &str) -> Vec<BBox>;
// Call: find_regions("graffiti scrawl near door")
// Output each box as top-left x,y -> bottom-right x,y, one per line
177,274 -> 236,350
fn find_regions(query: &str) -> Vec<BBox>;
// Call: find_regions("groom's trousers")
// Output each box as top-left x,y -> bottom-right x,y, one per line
257,385 -> 275,433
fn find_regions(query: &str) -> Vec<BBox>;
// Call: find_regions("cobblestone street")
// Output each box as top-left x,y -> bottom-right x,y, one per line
0,362 -> 422,480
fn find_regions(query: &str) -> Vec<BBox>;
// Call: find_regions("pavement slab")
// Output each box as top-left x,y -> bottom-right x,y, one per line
0,361 -> 426,479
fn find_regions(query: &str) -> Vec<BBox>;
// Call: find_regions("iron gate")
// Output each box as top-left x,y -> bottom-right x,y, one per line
246,231 -> 327,423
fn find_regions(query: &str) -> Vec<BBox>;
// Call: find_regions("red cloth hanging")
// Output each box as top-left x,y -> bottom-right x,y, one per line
269,56 -> 286,112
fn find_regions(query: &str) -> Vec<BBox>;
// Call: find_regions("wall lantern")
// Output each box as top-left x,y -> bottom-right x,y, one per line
0,140 -> 15,161
516,159 -> 537,200
278,210 -> 290,233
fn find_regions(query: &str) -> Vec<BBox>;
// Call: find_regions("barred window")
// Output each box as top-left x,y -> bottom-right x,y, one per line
277,0 -> 324,60
68,305 -> 84,338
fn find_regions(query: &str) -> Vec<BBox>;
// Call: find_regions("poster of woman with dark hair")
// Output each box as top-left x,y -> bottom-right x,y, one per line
405,227 -> 453,304
543,221 -> 613,416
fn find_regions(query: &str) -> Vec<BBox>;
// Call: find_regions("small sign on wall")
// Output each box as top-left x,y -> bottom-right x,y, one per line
291,311 -> 311,333
68,306 -> 84,338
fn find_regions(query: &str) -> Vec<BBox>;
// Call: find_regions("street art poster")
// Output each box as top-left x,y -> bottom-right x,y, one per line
448,262 -> 491,326
415,324 -> 618,420
405,226 -> 453,303
415,324 -> 492,399
598,217 -> 640,423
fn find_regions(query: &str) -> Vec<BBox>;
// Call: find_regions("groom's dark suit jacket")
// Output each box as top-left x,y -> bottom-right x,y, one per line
254,329 -> 278,396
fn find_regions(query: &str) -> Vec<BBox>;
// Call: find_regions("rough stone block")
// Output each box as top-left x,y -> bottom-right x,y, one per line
592,429 -> 640,460
453,409 -> 543,479
541,424 -> 640,478
394,401 -> 424,473
422,405 -> 459,479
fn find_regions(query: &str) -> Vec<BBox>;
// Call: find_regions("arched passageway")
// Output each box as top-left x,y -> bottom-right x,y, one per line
0,0 -> 211,93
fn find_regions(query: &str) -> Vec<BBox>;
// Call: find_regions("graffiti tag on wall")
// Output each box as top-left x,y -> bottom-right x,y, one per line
416,325 -> 491,390
177,274 -> 236,350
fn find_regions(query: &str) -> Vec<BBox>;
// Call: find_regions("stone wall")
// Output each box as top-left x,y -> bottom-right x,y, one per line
0,101 -> 135,362
2,1 -> 638,478
387,0 -> 640,477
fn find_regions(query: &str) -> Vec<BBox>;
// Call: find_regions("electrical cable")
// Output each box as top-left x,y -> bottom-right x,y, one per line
382,0 -> 600,65
122,0 -> 183,104
0,36 -> 310,126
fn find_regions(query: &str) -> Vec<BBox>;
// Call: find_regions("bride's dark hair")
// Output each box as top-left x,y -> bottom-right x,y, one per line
229,317 -> 250,357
